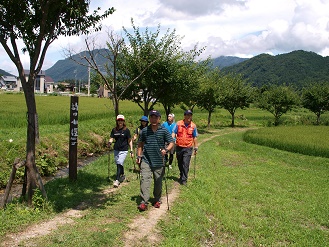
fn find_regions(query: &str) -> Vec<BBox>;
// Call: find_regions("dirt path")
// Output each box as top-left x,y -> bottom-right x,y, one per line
1,128 -> 247,247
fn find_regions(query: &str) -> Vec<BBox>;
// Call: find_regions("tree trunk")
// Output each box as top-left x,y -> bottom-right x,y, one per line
24,84 -> 39,205
207,111 -> 211,129
316,113 -> 321,125
231,112 -> 235,128
113,96 -> 119,116
22,78 -> 47,205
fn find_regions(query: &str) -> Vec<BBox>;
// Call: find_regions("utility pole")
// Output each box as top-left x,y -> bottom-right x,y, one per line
74,69 -> 77,93
88,65 -> 90,96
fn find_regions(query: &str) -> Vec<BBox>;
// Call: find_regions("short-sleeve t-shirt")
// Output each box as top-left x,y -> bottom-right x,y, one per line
162,121 -> 177,141
110,127 -> 131,151
138,125 -> 173,167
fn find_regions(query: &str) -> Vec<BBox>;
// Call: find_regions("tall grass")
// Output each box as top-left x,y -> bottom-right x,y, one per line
243,125 -> 329,158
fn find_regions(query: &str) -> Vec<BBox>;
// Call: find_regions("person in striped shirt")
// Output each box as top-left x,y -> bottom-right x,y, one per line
136,110 -> 174,211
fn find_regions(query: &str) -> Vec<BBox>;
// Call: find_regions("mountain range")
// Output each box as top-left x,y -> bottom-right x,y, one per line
1,50 -> 328,89
44,50 -> 249,82
0,69 -> 14,77
222,50 -> 329,88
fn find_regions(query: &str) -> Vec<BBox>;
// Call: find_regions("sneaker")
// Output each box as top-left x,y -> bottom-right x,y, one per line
169,165 -> 172,169
113,180 -> 120,188
119,175 -> 125,183
153,201 -> 161,208
138,203 -> 148,211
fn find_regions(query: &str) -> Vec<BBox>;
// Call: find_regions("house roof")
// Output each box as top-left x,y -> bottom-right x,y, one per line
1,75 -> 17,82
23,69 -> 46,76
45,76 -> 54,83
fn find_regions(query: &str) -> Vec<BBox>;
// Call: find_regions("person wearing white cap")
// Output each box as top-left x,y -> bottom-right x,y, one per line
108,114 -> 134,187
161,113 -> 176,168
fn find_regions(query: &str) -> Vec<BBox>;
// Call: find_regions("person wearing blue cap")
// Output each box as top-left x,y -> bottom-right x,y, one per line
133,115 -> 149,143
136,110 -> 174,211
173,110 -> 198,185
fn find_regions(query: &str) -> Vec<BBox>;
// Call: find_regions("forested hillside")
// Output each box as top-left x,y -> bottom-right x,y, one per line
222,50 -> 329,88
45,49 -> 110,82
45,51 -> 248,82
212,55 -> 248,69
0,69 -> 14,77
2,50 -> 329,89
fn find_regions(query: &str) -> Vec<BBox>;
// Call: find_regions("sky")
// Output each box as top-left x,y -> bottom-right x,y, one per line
1,0 -> 329,75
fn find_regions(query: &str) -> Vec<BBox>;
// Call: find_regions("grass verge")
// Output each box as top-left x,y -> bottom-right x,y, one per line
1,129 -> 328,246
159,131 -> 329,246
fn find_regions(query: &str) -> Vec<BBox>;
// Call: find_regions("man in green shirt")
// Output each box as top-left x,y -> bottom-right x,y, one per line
136,110 -> 174,211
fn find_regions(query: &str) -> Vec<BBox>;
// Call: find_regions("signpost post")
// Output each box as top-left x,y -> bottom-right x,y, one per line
69,96 -> 79,180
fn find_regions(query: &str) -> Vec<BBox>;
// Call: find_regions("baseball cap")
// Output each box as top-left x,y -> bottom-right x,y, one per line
140,116 -> 149,122
184,110 -> 193,115
116,114 -> 125,121
168,113 -> 175,118
149,110 -> 161,117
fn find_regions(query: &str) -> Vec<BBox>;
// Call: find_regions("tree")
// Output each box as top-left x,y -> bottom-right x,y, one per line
302,82 -> 329,125
218,73 -> 254,127
121,19 -> 205,116
257,84 -> 300,126
195,67 -> 221,128
65,30 -> 155,116
0,0 -> 114,205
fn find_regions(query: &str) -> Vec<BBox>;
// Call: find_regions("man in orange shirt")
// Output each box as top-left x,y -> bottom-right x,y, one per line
173,110 -> 198,185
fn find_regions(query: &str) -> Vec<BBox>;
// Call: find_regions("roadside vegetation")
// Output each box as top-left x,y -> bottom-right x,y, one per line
1,127 -> 328,246
0,93 -> 328,246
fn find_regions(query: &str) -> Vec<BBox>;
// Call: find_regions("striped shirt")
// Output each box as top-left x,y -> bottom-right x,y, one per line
139,125 -> 174,167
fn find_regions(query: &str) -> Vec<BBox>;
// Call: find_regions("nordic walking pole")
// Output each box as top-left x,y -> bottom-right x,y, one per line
131,155 -> 139,180
108,149 -> 111,181
162,155 -> 170,211
108,143 -> 112,181
194,152 -> 197,179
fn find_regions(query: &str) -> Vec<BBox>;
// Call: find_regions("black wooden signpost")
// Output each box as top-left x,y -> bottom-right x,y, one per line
69,96 -> 78,180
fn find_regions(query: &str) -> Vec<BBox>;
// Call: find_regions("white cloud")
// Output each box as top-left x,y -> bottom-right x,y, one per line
1,0 -> 329,74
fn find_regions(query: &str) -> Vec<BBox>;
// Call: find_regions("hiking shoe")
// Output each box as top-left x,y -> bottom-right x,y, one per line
180,180 -> 187,186
138,203 -> 148,211
153,201 -> 161,208
113,180 -> 120,188
118,175 -> 125,183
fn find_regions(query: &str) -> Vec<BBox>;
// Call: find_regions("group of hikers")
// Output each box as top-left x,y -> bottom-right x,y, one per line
107,109 -> 198,211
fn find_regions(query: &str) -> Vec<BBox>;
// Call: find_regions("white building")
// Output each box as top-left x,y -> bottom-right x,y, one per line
0,75 -> 17,90
44,76 -> 54,94
1,70 -> 51,93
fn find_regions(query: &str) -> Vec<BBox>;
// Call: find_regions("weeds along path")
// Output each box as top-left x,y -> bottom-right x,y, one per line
1,128 -> 249,247
1,185 -> 128,247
